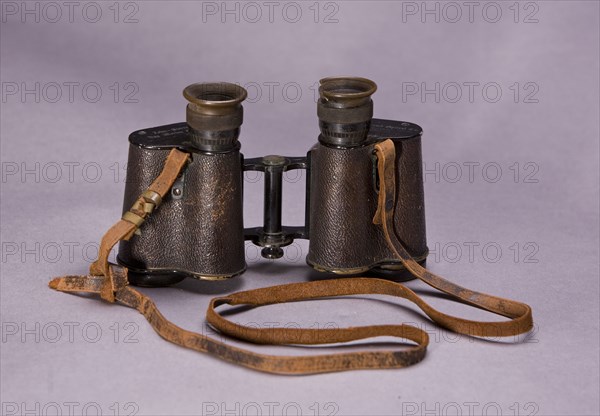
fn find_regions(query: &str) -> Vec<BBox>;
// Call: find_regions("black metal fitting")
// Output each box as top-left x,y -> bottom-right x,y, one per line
243,155 -> 309,259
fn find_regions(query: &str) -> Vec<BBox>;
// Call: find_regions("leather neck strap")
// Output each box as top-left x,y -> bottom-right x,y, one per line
49,144 -> 533,375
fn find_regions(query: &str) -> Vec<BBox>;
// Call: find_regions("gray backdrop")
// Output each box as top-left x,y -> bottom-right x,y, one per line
1,1 -> 599,415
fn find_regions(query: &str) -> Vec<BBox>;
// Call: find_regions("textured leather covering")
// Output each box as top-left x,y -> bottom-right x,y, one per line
307,135 -> 427,273
118,145 -> 245,279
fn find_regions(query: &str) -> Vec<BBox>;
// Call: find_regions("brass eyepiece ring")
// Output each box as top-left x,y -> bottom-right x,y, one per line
319,77 -> 377,106
183,82 -> 247,116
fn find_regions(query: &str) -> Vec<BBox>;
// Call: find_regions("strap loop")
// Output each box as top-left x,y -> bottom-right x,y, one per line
122,211 -> 146,227
142,189 -> 163,206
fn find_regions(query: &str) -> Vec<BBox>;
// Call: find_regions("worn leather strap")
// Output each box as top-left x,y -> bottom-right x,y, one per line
51,272 -> 430,374
89,148 -> 190,284
49,141 -> 533,374
371,140 -> 533,337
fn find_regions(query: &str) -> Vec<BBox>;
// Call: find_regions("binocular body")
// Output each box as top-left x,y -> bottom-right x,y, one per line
117,79 -> 428,286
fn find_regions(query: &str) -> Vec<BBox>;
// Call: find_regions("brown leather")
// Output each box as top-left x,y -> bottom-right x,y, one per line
50,271 -> 430,374
307,135 -> 427,274
118,145 -> 246,280
49,142 -> 533,374
89,149 -> 190,288
371,140 -> 533,336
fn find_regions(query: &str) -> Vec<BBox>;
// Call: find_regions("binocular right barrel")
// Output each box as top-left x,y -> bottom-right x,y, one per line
306,77 -> 428,275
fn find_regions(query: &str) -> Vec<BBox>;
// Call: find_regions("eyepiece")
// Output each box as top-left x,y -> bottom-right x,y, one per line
317,77 -> 377,147
319,77 -> 377,107
183,82 -> 247,152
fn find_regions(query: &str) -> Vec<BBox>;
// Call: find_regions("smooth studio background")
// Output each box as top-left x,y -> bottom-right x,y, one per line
1,1 -> 599,415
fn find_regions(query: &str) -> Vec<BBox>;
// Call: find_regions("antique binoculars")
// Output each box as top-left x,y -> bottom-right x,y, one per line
118,77 -> 428,286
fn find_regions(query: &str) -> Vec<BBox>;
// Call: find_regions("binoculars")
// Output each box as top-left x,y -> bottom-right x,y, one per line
118,77 -> 428,286
50,76 -> 533,374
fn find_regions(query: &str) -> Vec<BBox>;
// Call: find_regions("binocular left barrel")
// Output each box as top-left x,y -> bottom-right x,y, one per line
118,78 -> 427,285
118,82 -> 247,285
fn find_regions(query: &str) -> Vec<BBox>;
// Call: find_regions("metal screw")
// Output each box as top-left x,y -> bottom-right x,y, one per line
262,247 -> 284,259
173,188 -> 182,196
263,155 -> 286,166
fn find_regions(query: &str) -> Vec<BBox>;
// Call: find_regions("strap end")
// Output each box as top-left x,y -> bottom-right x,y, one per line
48,277 -> 61,290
